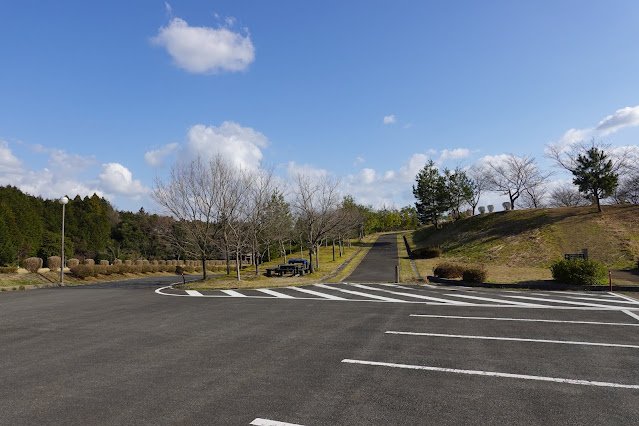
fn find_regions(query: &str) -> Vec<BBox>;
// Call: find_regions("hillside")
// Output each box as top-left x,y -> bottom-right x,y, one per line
410,204 -> 639,270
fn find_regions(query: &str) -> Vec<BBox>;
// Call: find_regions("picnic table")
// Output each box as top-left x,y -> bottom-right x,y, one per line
266,259 -> 310,277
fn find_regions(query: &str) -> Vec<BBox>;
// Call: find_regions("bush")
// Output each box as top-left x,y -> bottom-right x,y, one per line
0,267 -> 18,274
47,256 -> 62,270
462,266 -> 488,283
70,265 -> 95,279
433,262 -> 464,279
24,257 -> 43,273
550,258 -> 608,285
84,259 -> 95,266
412,246 -> 441,259
67,258 -> 80,268
113,259 -> 122,265
100,260 -> 109,266
487,205 -> 494,213
175,265 -> 185,275
124,260 -> 132,266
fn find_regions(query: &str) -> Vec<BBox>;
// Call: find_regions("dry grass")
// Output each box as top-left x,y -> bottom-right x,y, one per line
397,233 -> 420,282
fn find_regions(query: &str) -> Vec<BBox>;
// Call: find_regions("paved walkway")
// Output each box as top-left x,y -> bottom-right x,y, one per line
345,233 -> 398,282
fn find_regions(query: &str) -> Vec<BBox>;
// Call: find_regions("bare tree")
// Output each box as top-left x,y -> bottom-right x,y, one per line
484,154 -> 550,210
292,174 -> 342,274
466,164 -> 489,215
519,183 -> 548,209
548,184 -> 590,207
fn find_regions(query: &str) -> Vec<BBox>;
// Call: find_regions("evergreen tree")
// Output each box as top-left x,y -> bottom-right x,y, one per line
572,147 -> 619,212
413,160 -> 450,228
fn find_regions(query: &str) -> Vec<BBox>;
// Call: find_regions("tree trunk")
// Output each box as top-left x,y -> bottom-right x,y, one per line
255,250 -> 259,275
201,254 -> 207,280
225,248 -> 230,275
332,239 -> 336,261
309,248 -> 315,273
315,244 -> 319,269
236,249 -> 241,280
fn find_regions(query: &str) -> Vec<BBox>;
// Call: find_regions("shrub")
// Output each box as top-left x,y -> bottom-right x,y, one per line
175,265 -> 185,275
183,265 -> 195,273
93,265 -> 107,275
478,206 -> 486,214
125,260 -> 132,266
151,260 -> 158,266
84,259 -> 95,266
100,260 -> 109,266
113,259 -> 122,265
433,262 -> 464,279
67,258 -> 80,268
462,266 -> 488,283
134,260 -> 143,266
550,258 -> 608,285
487,205 -> 494,213
47,256 -> 62,270
142,260 -> 149,266
412,246 -> 442,259
70,265 -> 95,279
0,267 -> 18,274
502,202 -> 511,210
24,257 -> 43,273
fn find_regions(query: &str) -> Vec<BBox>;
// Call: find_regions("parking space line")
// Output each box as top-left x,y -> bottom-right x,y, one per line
409,314 -> 639,327
385,331 -> 639,349
221,289 -> 247,297
350,284 -> 471,304
502,294 -> 627,308
250,418 -> 305,426
623,310 -> 639,322
531,293 -> 636,304
185,290 -> 203,296
287,286 -> 346,300
341,359 -> 639,390
445,294 -> 543,306
611,292 -> 639,305
379,283 -> 414,290
314,284 -> 406,302
256,289 -> 295,298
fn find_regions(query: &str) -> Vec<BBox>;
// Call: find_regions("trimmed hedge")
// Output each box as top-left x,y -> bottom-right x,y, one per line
84,259 -> 95,266
0,267 -> 18,274
461,267 -> 488,283
47,256 -> 62,270
70,265 -> 95,279
67,258 -> 80,268
550,258 -> 608,285
24,257 -> 43,273
433,262 -> 464,279
412,246 -> 442,259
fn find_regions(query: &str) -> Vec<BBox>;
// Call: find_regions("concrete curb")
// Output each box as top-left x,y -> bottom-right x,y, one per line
426,276 -> 639,292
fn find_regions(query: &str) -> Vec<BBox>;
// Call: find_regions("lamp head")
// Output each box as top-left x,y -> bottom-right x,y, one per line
59,196 -> 69,205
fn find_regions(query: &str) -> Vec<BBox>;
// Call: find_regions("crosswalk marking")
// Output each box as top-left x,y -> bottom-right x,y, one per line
314,284 -> 406,302
287,286 -> 346,300
256,289 -> 295,298
611,292 -> 639,305
379,283 -> 414,290
350,284 -> 470,304
623,310 -> 639,322
445,294 -> 543,306
503,294 -> 624,309
185,290 -> 203,296
221,289 -> 247,297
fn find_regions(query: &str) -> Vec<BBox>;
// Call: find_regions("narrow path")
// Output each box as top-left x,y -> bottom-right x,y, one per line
345,233 -> 398,282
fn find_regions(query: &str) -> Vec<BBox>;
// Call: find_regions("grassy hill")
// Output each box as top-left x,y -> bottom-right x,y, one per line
410,204 -> 639,270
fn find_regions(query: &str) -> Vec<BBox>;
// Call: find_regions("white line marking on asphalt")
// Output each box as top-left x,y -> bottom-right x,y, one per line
502,294 -> 626,308
445,294 -> 543,306
623,310 -> 639,322
531,293 -> 634,303
221,289 -> 247,297
341,359 -> 639,390
611,292 -> 639,305
256,289 -> 295,298
385,331 -> 639,349
419,283 -> 440,289
314,284 -> 406,302
287,286 -> 346,300
379,283 -> 413,290
250,418 -> 305,426
185,290 -> 203,296
409,314 -> 639,327
350,284 -> 470,304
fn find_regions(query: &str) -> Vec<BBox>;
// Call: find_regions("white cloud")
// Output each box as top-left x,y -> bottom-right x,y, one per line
356,168 -> 376,185
285,161 -> 329,179
181,121 -> 269,170
395,153 -> 429,183
151,17 -> 255,74
144,142 -> 179,168
383,114 -> 396,124
0,140 -> 22,173
438,148 -> 470,162
353,156 -> 365,166
595,106 -> 639,136
98,163 -> 148,198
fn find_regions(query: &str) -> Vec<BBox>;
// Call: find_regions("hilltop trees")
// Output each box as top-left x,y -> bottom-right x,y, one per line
571,147 -> 619,212
484,154 -> 549,210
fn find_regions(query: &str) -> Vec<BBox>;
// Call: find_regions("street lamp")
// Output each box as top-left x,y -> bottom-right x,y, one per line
59,196 -> 69,285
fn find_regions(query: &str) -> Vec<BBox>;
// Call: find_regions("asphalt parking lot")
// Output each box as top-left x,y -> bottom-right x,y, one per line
1,279 -> 638,425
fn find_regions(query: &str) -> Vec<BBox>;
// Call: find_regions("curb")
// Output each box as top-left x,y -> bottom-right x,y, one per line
427,276 -> 639,292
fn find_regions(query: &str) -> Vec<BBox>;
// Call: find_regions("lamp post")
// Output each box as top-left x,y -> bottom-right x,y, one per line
59,196 -> 69,285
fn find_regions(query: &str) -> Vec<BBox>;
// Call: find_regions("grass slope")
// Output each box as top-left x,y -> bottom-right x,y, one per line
411,204 -> 639,270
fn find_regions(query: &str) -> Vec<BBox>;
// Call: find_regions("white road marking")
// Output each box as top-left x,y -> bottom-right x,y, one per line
379,283 -> 413,290
341,359 -> 639,390
287,286 -> 346,300
409,314 -> 639,327
445,294 -> 543,306
623,310 -> 639,322
314,284 -> 406,302
502,294 -> 626,309
250,418 -> 305,426
350,284 -> 470,304
531,293 -> 634,303
221,289 -> 247,297
256,289 -> 295,298
185,290 -> 203,296
611,292 -> 639,305
385,331 -> 639,349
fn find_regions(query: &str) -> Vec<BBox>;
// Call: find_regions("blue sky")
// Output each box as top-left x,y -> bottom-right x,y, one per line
1,0 -> 639,212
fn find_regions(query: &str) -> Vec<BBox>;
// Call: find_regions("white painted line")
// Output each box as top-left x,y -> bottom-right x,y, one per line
221,289 -> 247,297
409,314 -> 639,327
611,292 -> 639,305
351,284 -> 470,304
420,283 -> 440,289
287,286 -> 346,300
502,294 -> 626,308
379,283 -> 414,290
256,289 -> 295,298
623,310 -> 639,322
532,293 -> 632,303
314,284 -> 407,302
185,290 -> 203,296
341,359 -> 639,390
385,331 -> 639,349
445,294 -> 543,306
250,418 -> 305,426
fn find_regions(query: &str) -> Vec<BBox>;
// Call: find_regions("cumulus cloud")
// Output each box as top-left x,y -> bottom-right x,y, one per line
285,161 -> 329,179
383,114 -> 396,124
0,140 -> 22,173
98,163 -> 148,198
353,156 -> 365,166
144,143 -> 179,168
356,168 -> 376,185
151,16 -> 255,74
180,121 -> 269,169
438,148 -> 470,163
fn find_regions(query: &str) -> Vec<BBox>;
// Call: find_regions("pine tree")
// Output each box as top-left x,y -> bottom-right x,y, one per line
572,147 -> 619,212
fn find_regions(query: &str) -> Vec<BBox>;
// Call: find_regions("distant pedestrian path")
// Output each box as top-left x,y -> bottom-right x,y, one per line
345,233 -> 398,282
